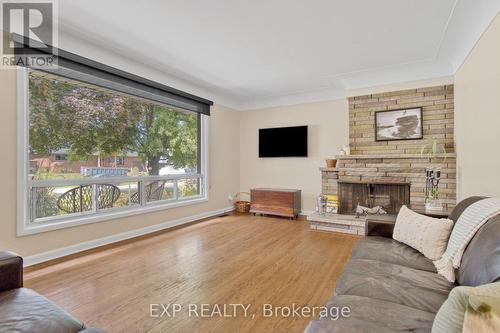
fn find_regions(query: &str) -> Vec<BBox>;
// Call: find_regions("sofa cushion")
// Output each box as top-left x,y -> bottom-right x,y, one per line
432,282 -> 500,333
0,251 -> 23,292
458,214 -> 500,286
0,288 -> 85,333
351,236 -> 437,272
335,259 -> 454,313
304,295 -> 435,333
393,206 -> 453,261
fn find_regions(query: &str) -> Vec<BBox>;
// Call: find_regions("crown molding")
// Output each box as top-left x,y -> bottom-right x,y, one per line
438,0 -> 500,72
345,76 -> 454,98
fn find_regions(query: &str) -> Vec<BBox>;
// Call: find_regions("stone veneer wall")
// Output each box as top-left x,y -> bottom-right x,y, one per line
322,168 -> 340,196
320,85 -> 457,212
349,85 -> 454,155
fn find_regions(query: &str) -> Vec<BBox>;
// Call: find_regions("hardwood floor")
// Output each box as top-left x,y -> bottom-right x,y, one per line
25,214 -> 360,333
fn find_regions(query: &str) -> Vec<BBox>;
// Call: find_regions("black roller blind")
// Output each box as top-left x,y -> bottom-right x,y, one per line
13,34 -> 213,115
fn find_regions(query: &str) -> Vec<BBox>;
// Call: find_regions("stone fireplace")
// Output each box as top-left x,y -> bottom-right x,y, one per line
309,84 -> 457,235
322,152 -> 456,214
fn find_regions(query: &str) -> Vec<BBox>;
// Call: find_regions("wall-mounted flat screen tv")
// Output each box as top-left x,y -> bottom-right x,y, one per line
259,125 -> 308,157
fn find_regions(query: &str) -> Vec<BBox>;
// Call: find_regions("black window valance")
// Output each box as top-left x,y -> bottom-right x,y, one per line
12,34 -> 213,115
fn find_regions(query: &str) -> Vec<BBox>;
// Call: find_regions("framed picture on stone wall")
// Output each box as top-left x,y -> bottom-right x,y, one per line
375,107 -> 423,141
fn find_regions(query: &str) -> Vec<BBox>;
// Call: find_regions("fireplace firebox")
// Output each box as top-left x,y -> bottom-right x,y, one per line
338,181 -> 410,215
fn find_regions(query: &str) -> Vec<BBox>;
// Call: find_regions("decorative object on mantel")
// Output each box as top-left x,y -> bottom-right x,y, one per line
375,107 -> 423,141
425,168 -> 443,211
325,194 -> 339,214
325,158 -> 337,168
355,204 -> 387,218
316,194 -> 328,215
420,138 -> 448,160
339,145 -> 350,155
421,138 -> 448,211
316,194 -> 339,215
232,192 -> 251,213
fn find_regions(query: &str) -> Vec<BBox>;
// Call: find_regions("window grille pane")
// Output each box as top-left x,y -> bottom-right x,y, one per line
32,185 -> 93,220
97,181 -> 140,211
178,178 -> 201,199
144,180 -> 175,203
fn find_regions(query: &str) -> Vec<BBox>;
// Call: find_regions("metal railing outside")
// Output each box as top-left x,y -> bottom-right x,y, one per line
28,174 -> 204,224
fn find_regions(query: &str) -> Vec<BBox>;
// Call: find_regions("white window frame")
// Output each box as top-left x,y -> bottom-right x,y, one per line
16,67 -> 209,236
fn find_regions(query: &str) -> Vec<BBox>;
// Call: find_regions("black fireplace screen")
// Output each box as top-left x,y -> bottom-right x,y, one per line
338,181 -> 410,215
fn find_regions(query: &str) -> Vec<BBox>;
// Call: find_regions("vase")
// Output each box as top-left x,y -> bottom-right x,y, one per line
425,199 -> 443,211
326,159 -> 337,168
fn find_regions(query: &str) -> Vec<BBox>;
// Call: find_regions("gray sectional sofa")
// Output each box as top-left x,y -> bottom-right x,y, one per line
0,252 -> 105,333
305,196 -> 500,333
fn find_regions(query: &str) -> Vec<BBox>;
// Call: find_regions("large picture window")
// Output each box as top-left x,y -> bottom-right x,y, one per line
18,68 -> 208,235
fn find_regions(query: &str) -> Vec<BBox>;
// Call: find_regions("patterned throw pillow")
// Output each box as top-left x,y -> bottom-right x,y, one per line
432,282 -> 500,333
393,205 -> 454,260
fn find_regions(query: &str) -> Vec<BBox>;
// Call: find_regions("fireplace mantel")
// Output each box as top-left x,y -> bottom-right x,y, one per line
338,180 -> 411,186
335,153 -> 456,160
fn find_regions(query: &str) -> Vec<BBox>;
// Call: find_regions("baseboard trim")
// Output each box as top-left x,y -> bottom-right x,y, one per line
23,206 -> 235,267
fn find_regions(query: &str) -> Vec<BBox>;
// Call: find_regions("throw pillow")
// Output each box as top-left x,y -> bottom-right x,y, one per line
463,294 -> 500,333
432,282 -> 500,333
393,205 -> 454,260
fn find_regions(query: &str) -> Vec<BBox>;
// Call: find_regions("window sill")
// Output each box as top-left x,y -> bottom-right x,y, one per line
17,195 -> 209,236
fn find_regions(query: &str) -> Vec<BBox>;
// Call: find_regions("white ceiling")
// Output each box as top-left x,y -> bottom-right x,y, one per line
57,0 -> 500,110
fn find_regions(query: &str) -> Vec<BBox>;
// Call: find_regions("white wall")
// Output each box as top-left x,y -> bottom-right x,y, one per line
455,13 -> 500,199
239,100 -> 349,211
